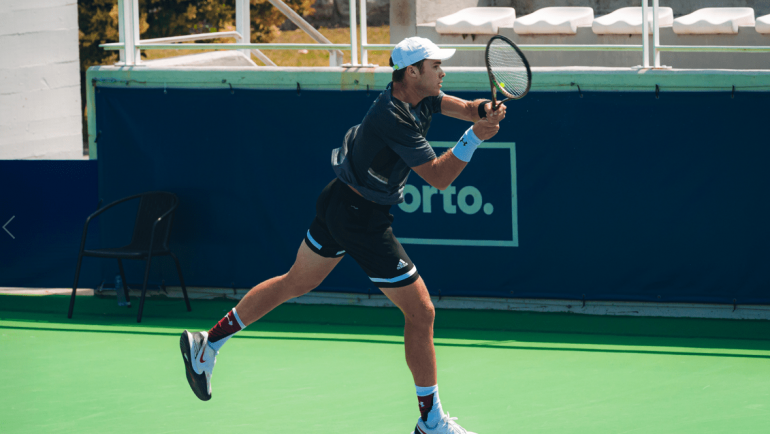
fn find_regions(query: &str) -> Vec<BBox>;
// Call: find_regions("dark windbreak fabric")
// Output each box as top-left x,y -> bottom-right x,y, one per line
332,82 -> 443,205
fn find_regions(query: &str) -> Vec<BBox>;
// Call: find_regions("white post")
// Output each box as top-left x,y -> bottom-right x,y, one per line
118,0 -> 141,65
360,0 -> 368,66
641,0 -> 649,68
349,0 -> 358,66
117,0 -> 125,63
652,0 -> 661,67
236,0 -> 251,59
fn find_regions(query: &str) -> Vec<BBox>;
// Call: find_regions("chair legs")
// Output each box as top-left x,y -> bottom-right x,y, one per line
67,253 -> 85,318
68,252 -> 188,323
170,252 -> 191,312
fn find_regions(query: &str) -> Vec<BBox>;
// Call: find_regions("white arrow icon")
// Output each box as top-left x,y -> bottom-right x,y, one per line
3,216 -> 15,239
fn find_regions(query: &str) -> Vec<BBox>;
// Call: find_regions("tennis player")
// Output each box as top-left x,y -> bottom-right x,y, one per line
180,36 -> 505,434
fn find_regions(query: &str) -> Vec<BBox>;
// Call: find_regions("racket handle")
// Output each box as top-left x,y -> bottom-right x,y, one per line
488,78 -> 498,118
491,98 -> 511,114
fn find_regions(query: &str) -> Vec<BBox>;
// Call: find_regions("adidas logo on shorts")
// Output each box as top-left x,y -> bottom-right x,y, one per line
397,259 -> 408,270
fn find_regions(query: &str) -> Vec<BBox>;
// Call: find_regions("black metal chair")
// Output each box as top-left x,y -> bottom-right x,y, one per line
68,191 -> 191,322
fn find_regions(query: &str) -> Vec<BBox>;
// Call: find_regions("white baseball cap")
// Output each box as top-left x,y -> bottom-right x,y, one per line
391,37 -> 455,70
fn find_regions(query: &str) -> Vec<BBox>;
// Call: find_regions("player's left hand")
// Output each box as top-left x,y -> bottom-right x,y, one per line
484,102 -> 506,125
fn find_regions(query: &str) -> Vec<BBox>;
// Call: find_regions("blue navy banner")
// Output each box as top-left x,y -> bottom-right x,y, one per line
4,86 -> 769,306
394,142 -> 518,247
0,161 -> 99,287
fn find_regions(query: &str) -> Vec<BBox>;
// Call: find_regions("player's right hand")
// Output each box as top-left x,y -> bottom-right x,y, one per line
472,118 -> 500,141
487,103 -> 506,125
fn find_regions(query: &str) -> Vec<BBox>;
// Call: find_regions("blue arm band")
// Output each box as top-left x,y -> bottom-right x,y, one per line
451,126 -> 483,162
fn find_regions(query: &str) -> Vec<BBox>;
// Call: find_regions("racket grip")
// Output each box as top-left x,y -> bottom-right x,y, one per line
488,79 -> 498,116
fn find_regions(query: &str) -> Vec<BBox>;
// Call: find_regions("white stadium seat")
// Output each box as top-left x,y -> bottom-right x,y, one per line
756,14 -> 770,34
514,7 -> 594,35
592,7 -> 674,34
673,8 -> 755,34
435,7 -> 516,35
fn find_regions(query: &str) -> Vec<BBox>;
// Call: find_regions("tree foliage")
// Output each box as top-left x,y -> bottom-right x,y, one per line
78,0 -> 147,69
78,0 -> 316,70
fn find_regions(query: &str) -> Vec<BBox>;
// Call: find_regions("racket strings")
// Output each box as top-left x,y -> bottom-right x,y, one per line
487,39 -> 529,99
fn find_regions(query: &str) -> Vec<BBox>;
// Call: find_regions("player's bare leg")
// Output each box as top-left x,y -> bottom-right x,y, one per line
180,241 -> 341,401
382,276 -> 476,433
235,241 -> 343,325
380,276 -> 437,387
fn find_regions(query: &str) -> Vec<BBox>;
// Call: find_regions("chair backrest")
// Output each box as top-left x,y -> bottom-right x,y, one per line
129,192 -> 178,252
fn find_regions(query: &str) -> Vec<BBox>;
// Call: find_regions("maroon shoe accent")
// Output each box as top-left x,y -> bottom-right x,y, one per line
417,393 -> 434,422
207,309 -> 242,343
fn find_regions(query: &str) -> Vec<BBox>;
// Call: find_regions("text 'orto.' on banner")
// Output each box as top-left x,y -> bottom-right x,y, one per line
393,142 -> 518,247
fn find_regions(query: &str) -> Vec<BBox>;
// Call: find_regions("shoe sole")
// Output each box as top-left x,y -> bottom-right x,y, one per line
179,330 -> 212,401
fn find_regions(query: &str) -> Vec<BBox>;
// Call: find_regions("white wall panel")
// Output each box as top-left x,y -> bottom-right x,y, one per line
0,87 -> 82,124
0,29 -> 80,69
0,0 -> 82,160
0,115 -> 82,147
0,135 -> 83,159
0,0 -> 73,14
0,62 -> 80,95
0,4 -> 77,36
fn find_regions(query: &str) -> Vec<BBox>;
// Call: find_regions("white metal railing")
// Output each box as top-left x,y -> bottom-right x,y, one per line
104,0 -> 770,69
103,0 -> 346,67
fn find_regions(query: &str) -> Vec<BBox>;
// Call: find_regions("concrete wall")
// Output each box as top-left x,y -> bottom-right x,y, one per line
0,0 -> 83,160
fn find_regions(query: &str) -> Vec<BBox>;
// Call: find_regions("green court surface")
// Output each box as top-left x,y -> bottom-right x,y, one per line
2,294 -> 769,434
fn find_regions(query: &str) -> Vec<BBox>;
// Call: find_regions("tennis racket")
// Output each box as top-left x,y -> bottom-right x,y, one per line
485,35 -> 532,113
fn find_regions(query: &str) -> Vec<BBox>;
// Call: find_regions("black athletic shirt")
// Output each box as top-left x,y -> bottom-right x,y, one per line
332,82 -> 443,205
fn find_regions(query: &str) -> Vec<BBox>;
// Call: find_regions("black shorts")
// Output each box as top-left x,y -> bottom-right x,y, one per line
304,179 -> 420,288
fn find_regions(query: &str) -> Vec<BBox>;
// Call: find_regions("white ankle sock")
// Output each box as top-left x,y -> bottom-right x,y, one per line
416,384 -> 443,428
207,334 -> 229,352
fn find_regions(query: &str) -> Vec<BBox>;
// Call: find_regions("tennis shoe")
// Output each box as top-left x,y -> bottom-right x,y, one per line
412,413 -> 477,434
179,330 -> 218,401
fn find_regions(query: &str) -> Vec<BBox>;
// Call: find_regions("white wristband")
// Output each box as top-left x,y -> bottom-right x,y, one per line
451,126 -> 483,162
